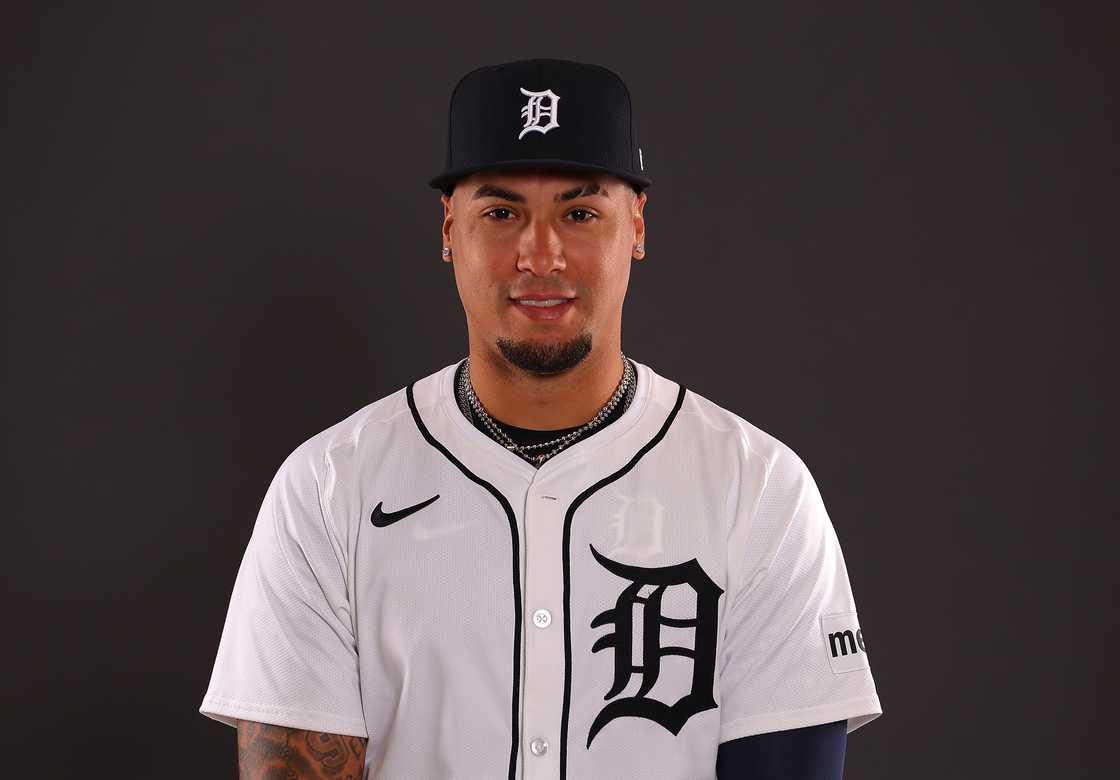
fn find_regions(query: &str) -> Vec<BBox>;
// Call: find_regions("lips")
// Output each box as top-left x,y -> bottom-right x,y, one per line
516,298 -> 569,306
511,293 -> 577,301
510,297 -> 575,321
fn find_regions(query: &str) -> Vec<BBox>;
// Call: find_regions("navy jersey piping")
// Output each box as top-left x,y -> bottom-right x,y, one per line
560,383 -> 689,778
406,382 -> 523,780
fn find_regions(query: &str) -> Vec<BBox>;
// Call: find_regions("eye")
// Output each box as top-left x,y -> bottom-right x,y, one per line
484,207 -> 516,221
567,208 -> 597,223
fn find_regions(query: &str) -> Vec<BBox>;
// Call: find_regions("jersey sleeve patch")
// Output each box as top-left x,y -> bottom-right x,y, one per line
820,611 -> 871,675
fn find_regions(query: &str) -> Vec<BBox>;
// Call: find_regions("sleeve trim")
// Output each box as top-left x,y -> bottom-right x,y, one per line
718,694 -> 883,743
199,694 -> 369,738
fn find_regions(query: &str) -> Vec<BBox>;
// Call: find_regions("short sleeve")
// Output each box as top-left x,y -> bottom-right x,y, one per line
718,446 -> 883,743
199,445 -> 368,738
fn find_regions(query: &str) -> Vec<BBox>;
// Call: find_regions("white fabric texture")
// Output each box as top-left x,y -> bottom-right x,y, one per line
199,445 -> 367,737
717,443 -> 881,742
199,358 -> 882,779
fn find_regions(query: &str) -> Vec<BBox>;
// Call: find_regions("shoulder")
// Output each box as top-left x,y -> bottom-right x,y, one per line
280,362 -> 439,480
665,373 -> 812,485
254,374 -> 428,543
264,369 -> 431,511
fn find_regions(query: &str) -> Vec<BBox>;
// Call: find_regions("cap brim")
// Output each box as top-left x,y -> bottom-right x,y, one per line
428,158 -> 652,193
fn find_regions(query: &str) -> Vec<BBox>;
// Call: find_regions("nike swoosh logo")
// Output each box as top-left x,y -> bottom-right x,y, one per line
370,494 -> 441,527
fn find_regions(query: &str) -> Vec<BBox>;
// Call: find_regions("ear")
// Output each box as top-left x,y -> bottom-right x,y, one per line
440,193 -> 454,263
632,191 -> 647,261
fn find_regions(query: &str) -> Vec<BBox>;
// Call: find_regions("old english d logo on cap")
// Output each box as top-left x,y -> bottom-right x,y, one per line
428,58 -> 652,195
518,87 -> 561,139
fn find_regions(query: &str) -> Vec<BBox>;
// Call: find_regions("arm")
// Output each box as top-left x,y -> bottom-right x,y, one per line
716,720 -> 847,780
237,720 -> 367,779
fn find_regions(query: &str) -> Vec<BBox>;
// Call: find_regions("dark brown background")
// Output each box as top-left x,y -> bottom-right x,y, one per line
5,3 -> 1115,777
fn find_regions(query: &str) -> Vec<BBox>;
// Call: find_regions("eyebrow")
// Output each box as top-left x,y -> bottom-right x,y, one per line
470,181 -> 611,203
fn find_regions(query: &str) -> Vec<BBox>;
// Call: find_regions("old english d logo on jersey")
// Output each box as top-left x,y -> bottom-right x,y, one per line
518,87 -> 560,139
586,544 -> 724,748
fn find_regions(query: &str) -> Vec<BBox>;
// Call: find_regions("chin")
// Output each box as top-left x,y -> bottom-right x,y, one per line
495,330 -> 594,374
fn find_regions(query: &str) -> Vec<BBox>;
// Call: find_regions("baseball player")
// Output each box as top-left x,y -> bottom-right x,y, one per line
201,58 -> 883,779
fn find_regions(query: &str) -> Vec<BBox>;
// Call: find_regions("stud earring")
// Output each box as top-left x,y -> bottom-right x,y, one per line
442,247 -> 452,258
634,243 -> 644,253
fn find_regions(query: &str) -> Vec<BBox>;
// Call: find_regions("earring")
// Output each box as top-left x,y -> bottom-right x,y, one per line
634,243 -> 644,252
442,247 -> 452,258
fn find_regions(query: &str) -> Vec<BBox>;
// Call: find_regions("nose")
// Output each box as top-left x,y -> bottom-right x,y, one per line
515,217 -> 566,275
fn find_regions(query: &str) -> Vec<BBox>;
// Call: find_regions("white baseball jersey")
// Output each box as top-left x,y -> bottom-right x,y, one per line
200,357 -> 883,779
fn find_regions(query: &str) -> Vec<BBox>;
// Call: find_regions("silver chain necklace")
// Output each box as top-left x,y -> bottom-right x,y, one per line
458,351 -> 635,467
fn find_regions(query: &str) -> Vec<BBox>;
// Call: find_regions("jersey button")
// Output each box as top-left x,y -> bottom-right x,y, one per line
530,736 -> 549,756
532,608 -> 552,628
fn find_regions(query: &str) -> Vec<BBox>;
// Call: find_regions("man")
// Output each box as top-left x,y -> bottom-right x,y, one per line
201,58 -> 883,779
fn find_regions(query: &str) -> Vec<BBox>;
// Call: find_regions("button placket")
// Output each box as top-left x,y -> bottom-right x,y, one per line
521,488 -> 563,778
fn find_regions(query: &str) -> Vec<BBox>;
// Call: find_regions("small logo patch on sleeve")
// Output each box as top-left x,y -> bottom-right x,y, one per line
820,611 -> 871,674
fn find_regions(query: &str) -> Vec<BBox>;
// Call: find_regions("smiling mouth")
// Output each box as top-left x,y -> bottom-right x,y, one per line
515,298 -> 570,307
510,298 -> 576,320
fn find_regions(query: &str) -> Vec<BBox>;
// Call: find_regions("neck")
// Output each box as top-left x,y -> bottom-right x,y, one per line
466,343 -> 625,430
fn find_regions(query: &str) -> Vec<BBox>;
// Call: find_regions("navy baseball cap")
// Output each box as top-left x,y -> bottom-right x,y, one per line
428,58 -> 652,196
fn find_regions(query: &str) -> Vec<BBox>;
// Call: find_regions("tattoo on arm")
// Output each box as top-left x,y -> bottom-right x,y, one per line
237,720 -> 367,779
